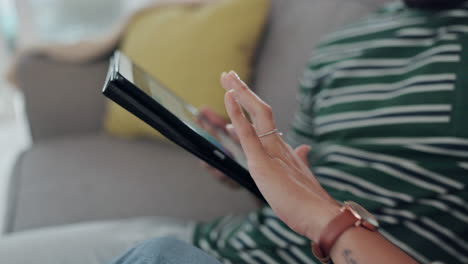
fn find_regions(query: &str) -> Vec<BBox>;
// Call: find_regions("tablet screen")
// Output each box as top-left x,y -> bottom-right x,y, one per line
120,55 -> 248,170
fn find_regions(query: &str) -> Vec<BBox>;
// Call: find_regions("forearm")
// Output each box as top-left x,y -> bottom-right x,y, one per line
219,72 -> 420,264
330,227 -> 418,264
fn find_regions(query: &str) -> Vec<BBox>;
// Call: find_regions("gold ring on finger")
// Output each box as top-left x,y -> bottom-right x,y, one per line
257,128 -> 283,139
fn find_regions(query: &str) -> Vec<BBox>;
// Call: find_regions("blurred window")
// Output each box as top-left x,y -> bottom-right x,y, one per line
17,0 -> 155,45
0,0 -> 17,52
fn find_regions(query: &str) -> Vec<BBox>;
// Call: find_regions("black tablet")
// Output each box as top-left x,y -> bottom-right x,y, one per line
102,51 -> 264,201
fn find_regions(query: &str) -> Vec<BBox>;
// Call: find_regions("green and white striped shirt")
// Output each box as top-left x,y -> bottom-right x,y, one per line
194,2 -> 468,263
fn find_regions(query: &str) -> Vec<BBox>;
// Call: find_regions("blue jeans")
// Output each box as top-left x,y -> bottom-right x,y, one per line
109,238 -> 221,264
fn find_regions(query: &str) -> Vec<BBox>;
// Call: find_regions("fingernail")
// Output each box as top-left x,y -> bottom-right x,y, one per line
221,72 -> 228,81
226,124 -> 234,130
228,89 -> 239,101
228,70 -> 238,79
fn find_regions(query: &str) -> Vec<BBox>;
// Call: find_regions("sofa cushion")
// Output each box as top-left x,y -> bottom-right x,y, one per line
105,0 -> 270,140
16,54 -> 109,141
6,134 -> 257,233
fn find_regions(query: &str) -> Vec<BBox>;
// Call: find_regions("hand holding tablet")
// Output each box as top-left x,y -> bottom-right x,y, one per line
103,51 -> 264,201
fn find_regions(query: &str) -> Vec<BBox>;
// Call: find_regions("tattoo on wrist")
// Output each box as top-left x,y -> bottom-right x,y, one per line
342,249 -> 358,264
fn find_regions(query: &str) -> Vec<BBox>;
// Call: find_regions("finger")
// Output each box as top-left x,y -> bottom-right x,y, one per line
294,145 -> 312,167
198,118 -> 220,140
224,178 -> 241,189
198,106 -> 228,129
201,160 -> 240,189
221,71 -> 277,137
224,89 -> 269,163
210,168 -> 227,181
221,72 -> 286,156
200,161 -> 210,169
226,124 -> 240,143
209,168 -> 241,189
201,161 -> 223,173
202,162 -> 224,178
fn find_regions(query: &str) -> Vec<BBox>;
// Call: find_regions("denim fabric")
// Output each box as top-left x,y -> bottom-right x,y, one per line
110,237 -> 221,264
0,217 -> 194,264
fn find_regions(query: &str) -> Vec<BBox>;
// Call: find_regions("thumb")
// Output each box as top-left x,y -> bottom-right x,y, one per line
294,145 -> 312,166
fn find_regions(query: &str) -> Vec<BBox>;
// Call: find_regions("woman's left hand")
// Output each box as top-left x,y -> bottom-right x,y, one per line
220,71 -> 341,242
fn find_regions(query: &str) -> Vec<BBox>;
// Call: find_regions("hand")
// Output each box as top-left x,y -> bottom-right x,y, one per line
220,71 -> 341,241
197,106 -> 241,189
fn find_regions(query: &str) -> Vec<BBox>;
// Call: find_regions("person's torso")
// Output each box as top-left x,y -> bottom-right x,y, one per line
288,3 -> 468,263
196,3 -> 468,263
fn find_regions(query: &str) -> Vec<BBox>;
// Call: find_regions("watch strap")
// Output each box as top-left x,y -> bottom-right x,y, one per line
312,209 -> 357,263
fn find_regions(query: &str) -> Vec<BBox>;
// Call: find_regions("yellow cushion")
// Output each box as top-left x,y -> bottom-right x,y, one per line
104,0 -> 270,139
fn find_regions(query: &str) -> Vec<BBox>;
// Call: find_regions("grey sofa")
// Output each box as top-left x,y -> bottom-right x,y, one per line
4,0 -> 386,234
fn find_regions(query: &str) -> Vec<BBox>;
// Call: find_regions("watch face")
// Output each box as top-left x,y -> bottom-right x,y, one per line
346,201 -> 379,228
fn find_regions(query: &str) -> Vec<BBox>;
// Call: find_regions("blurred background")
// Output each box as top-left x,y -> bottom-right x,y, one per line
0,0 -> 387,241
0,0 -> 24,234
0,0 -> 154,234
0,0 -> 17,120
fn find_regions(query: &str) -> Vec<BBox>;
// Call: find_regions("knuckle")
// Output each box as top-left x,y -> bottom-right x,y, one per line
261,104 -> 273,118
244,129 -> 258,141
230,104 -> 243,117
235,109 -> 244,118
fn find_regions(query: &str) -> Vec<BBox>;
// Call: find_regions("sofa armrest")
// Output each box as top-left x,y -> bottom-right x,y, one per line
16,53 -> 110,142
5,134 -> 258,233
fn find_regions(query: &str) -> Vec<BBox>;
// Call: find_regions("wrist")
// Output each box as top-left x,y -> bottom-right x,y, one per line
310,201 -> 380,263
304,200 -> 341,242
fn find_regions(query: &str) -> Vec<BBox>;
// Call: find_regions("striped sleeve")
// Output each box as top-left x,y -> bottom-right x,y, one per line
194,3 -> 468,264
